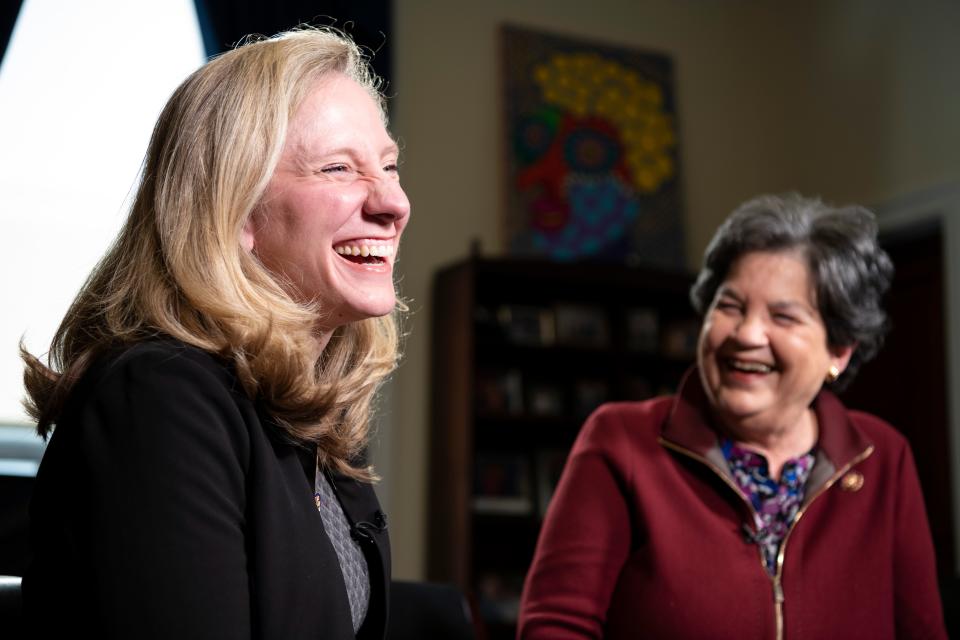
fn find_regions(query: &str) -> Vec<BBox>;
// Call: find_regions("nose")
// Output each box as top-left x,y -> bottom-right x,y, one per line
363,179 -> 411,228
732,311 -> 767,346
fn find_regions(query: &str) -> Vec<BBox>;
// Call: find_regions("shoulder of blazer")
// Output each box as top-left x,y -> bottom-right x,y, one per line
64,338 -> 235,392
61,334 -> 252,423
54,338 -> 258,454
105,339 -> 240,391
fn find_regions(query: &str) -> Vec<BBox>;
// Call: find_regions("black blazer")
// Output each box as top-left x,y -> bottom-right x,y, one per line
24,339 -> 390,639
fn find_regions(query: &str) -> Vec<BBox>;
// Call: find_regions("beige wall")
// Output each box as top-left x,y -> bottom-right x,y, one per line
383,0 -> 960,579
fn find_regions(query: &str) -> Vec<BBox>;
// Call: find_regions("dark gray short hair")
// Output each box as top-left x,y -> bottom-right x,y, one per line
690,194 -> 894,390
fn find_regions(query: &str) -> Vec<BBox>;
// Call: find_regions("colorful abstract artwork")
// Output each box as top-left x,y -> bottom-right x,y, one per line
502,26 -> 684,266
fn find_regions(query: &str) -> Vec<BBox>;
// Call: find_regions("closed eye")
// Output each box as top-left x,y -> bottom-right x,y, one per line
772,312 -> 799,325
321,164 -> 350,174
714,300 -> 741,313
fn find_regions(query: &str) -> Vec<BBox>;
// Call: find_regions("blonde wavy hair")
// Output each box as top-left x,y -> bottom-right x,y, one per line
22,28 -> 402,480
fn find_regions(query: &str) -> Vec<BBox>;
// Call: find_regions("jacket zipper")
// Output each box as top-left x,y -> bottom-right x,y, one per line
770,445 -> 874,640
660,438 -> 874,640
658,440 -> 769,574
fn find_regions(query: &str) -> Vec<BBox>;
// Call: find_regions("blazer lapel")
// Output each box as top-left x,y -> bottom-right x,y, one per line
295,443 -> 316,486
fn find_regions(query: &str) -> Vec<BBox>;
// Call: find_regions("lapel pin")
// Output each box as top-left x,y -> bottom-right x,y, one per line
840,471 -> 864,492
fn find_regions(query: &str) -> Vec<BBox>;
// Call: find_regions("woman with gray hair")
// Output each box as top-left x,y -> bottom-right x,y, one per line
519,194 -> 946,639
22,27 -> 408,639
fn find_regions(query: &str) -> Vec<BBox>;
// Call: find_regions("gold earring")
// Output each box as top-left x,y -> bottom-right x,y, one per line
826,365 -> 840,383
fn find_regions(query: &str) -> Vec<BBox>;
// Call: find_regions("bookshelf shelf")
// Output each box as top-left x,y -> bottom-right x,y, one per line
427,256 -> 697,639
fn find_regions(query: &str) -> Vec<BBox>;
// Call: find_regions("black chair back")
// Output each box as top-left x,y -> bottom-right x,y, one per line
388,580 -> 475,639
0,575 -> 23,639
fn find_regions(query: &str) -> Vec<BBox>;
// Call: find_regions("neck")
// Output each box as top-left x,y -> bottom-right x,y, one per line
720,408 -> 818,481
315,330 -> 333,354
305,325 -> 334,362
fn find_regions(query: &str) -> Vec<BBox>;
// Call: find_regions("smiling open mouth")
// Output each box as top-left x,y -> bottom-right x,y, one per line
725,359 -> 774,374
334,243 -> 394,265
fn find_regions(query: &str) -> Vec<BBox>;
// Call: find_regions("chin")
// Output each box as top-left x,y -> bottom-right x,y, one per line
347,293 -> 398,322
714,390 -> 769,420
358,305 -> 397,320
311,290 -> 398,331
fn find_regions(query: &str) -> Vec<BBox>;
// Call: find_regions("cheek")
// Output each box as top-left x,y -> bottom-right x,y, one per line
780,331 -> 825,360
700,314 -> 726,350
772,333 -> 830,385
286,201 -> 340,245
696,320 -> 717,368
395,213 -> 410,239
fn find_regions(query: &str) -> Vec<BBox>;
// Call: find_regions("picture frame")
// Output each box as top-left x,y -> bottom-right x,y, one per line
501,24 -> 685,266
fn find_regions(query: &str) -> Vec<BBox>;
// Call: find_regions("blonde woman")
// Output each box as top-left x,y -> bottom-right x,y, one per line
22,28 -> 409,639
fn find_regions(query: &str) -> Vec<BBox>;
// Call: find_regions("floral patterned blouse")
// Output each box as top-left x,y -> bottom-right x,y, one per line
721,439 -> 816,575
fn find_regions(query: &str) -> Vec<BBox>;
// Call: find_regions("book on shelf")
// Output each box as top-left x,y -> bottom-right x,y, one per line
573,378 -> 609,418
660,317 -> 699,359
473,453 -> 533,515
535,449 -> 568,518
475,369 -> 525,415
553,304 -> 609,348
623,376 -> 654,401
476,570 -> 524,624
526,380 -> 565,416
496,304 -> 556,346
626,307 -> 660,352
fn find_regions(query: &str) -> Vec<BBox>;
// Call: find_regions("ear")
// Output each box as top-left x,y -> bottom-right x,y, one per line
829,342 -> 855,376
241,214 -> 256,252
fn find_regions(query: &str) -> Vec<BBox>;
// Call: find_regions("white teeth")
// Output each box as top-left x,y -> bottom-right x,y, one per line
729,360 -> 773,373
334,244 -> 395,258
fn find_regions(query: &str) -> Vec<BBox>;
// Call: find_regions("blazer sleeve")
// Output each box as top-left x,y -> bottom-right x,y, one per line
69,347 -> 253,639
517,405 -> 635,639
892,441 -> 948,639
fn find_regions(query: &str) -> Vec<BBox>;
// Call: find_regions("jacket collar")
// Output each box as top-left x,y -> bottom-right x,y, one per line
663,367 -> 874,475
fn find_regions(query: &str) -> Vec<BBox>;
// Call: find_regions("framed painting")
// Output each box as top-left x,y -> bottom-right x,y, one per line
502,25 -> 685,266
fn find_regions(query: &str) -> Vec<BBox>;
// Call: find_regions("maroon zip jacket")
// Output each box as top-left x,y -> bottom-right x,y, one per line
519,369 -> 946,639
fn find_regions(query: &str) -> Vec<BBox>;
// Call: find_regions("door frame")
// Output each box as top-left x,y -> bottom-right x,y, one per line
875,181 -> 960,575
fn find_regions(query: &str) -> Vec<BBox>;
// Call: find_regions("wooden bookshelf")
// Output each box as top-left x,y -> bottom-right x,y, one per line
427,256 -> 697,639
